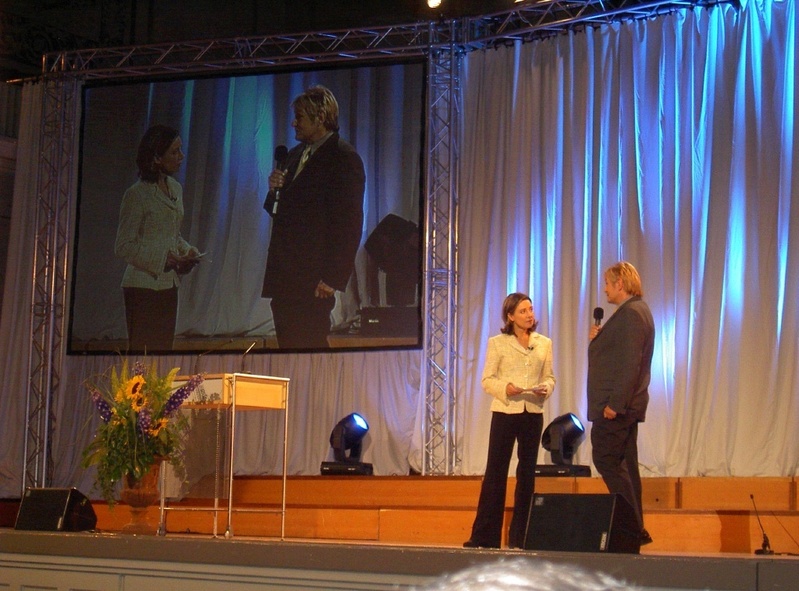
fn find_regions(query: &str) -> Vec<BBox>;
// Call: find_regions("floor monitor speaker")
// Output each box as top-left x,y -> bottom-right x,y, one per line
524,493 -> 640,553
320,461 -> 374,475
14,487 -> 97,532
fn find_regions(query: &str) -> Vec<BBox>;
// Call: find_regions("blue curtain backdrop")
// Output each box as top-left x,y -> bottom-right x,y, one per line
458,0 -> 799,477
0,0 -> 797,500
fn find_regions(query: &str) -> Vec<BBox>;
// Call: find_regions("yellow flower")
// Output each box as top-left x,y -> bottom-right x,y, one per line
126,375 -> 146,411
150,418 -> 169,436
82,361 -> 200,505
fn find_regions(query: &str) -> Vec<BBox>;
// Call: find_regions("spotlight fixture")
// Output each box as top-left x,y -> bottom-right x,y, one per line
428,0 -> 442,8
538,413 -> 591,477
320,413 -> 374,475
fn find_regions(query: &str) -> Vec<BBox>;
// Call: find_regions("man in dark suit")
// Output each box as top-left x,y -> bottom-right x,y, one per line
263,85 -> 365,349
587,261 -> 655,545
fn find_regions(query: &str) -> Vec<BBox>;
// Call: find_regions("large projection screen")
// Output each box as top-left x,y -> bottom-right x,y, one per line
69,61 -> 425,355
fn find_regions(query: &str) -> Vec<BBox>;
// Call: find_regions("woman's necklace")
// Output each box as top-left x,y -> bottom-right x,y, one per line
158,177 -> 175,201
515,331 -> 529,349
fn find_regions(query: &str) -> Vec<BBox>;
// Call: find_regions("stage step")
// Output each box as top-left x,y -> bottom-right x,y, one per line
55,476 -> 799,554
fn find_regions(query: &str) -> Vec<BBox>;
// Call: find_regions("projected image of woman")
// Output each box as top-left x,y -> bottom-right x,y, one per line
114,124 -> 201,352
463,292 -> 556,549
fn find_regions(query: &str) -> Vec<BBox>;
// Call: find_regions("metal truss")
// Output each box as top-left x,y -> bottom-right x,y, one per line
464,0 -> 735,47
23,75 -> 78,491
41,0 -> 733,79
421,21 -> 463,475
44,24 -> 435,80
26,0 -> 733,483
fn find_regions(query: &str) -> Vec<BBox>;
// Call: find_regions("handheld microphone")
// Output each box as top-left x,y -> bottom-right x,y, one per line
593,307 -> 604,326
268,145 -> 289,215
274,144 -> 288,169
239,341 -> 257,374
750,494 -> 775,555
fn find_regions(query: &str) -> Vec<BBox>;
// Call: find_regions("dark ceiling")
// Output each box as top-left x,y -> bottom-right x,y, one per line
0,0 -> 518,82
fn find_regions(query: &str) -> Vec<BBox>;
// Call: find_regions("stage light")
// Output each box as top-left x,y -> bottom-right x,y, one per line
428,0 -> 442,8
542,412 -> 585,465
330,412 -> 369,462
364,213 -> 420,306
321,413 -> 374,475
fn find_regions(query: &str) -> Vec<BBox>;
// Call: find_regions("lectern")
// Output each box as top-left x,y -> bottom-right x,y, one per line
158,373 -> 289,538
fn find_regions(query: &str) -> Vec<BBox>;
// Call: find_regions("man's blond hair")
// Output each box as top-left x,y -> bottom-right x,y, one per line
605,261 -> 643,297
292,85 -> 340,132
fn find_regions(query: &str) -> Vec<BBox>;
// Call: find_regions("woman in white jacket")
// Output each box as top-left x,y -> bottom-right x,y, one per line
115,124 -> 201,352
463,292 -> 556,549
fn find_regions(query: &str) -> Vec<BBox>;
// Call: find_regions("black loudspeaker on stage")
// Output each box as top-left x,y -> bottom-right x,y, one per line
524,493 -> 640,554
14,487 -> 97,532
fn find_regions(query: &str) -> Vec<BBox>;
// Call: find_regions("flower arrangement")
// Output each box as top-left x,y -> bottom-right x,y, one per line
81,360 -> 204,505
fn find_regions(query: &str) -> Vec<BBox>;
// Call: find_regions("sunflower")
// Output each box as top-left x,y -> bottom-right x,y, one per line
82,360 -> 204,505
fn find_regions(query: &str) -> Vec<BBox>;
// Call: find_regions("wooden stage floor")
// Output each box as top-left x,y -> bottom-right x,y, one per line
2,475 -> 798,590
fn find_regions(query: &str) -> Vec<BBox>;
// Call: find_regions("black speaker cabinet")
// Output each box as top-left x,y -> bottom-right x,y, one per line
320,461 -> 374,475
524,493 -> 640,553
15,487 -> 97,532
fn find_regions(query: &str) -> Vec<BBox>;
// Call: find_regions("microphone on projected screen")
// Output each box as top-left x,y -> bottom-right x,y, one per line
193,338 -> 235,375
750,494 -> 775,555
266,145 -> 289,216
593,307 -> 604,326
239,341 -> 257,374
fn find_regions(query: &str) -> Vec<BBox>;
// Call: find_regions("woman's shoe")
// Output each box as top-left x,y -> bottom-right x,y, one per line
462,539 -> 480,548
462,539 -> 499,549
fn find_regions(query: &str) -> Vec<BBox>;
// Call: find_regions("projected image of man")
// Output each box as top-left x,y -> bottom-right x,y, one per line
262,85 -> 365,349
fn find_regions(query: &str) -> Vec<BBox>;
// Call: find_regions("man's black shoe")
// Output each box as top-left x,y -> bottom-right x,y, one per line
640,529 -> 654,545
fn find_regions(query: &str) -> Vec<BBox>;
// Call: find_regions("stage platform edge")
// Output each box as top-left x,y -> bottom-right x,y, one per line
0,529 -> 798,591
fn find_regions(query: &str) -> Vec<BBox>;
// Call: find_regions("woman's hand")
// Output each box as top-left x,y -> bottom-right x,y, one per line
506,383 -> 524,397
166,250 -> 202,275
530,384 -> 548,398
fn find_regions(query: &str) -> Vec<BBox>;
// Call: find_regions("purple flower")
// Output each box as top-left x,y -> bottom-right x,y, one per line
133,361 -> 146,377
163,373 -> 204,417
137,406 -> 152,435
91,389 -> 112,423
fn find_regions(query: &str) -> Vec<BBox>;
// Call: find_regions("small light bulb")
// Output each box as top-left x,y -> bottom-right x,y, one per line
428,0 -> 442,8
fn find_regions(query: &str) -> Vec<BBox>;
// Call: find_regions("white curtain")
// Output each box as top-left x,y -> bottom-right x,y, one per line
459,0 -> 799,477
0,81 -> 43,493
1,0 -> 797,500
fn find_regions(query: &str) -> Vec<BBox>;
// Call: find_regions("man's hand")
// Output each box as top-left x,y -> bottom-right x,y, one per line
269,169 -> 287,191
603,405 -> 617,420
315,280 -> 335,298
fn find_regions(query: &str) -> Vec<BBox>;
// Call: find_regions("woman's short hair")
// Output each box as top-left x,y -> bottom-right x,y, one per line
292,85 -> 340,132
500,292 -> 538,335
605,261 -> 643,297
136,124 -> 179,183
